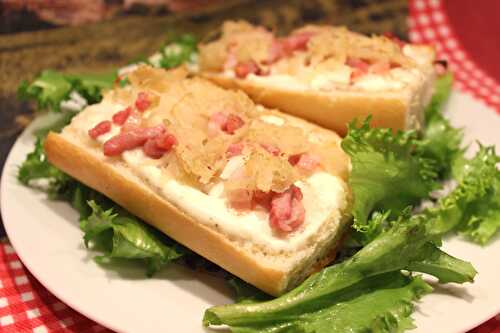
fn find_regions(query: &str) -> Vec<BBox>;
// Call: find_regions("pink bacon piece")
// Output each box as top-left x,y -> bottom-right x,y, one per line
144,132 -> 178,159
281,32 -> 314,54
223,114 -> 245,134
135,92 -> 151,112
267,31 -> 315,64
208,112 -> 245,136
267,39 -> 284,64
269,185 -> 305,233
234,61 -> 260,79
112,107 -> 132,125
88,120 -> 112,139
227,188 -> 254,210
288,153 -> 320,171
155,132 -> 177,151
253,190 -> 273,211
103,125 -> 165,156
346,57 -> 370,81
143,138 -> 166,159
369,61 -> 391,75
208,112 -> 228,137
261,143 -> 281,156
226,142 -> 244,157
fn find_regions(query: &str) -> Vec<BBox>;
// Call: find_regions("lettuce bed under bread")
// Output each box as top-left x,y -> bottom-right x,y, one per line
16,32 -> 500,333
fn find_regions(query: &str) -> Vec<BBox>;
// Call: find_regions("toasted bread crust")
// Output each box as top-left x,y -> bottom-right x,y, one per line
45,132 -> 289,295
45,132 -> 348,295
202,73 -> 410,136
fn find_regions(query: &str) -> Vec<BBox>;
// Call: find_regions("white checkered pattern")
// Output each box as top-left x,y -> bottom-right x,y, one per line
410,0 -> 500,113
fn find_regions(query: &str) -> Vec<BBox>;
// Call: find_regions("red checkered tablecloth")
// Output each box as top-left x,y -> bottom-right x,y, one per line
0,242 -> 112,332
1,1 -> 499,331
409,0 -> 500,114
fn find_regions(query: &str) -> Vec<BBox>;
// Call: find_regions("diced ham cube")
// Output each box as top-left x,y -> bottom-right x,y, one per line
269,185 -> 305,233
208,112 -> 245,136
103,125 -> 165,156
288,153 -> 321,171
266,39 -> 285,64
227,188 -> 254,210
226,142 -> 244,157
369,61 -> 391,75
281,32 -> 314,54
234,61 -> 260,79
346,57 -> 370,81
143,138 -> 166,159
261,144 -> 281,156
253,190 -> 273,210
88,120 -> 112,139
208,112 -> 228,137
155,133 -> 177,151
135,92 -> 151,112
223,114 -> 245,134
112,107 -> 132,125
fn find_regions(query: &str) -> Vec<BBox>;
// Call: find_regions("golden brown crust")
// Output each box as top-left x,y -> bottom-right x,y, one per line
202,73 -> 409,136
45,132 -> 290,295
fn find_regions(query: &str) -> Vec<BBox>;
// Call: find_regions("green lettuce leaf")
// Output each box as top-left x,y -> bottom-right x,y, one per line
69,72 -> 116,104
420,73 -> 464,178
223,273 -> 431,333
341,119 -> 438,232
81,201 -> 185,275
406,245 -> 476,284
426,72 -> 453,120
426,145 -> 500,244
204,210 -> 475,330
17,70 -> 115,113
148,34 -> 198,69
226,277 -> 272,304
18,70 -> 73,112
18,136 -> 67,186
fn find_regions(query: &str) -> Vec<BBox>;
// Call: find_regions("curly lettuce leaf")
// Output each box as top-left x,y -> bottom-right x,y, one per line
426,73 -> 453,120
204,210 -> 475,331
406,245 -> 476,284
147,34 -> 198,69
461,198 -> 500,245
81,201 -> 185,275
426,145 -> 500,244
18,70 -> 115,113
69,72 -> 116,104
17,136 -> 67,186
341,119 -> 438,232
18,70 -> 73,112
420,73 -> 464,178
17,111 -> 77,189
220,273 -> 431,333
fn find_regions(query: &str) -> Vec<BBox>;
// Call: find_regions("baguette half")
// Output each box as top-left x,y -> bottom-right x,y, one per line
45,66 -> 352,296
198,21 -> 436,136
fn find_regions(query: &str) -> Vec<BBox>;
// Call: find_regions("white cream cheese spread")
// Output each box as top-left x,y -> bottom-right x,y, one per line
67,99 -> 348,252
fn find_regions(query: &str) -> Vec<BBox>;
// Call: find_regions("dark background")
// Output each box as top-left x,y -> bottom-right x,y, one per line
0,0 -> 409,236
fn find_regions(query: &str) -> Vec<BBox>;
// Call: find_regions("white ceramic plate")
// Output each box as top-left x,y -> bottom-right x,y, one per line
2,91 -> 500,333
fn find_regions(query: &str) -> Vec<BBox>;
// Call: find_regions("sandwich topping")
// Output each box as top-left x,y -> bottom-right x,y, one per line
69,66 -> 349,248
199,21 -> 435,92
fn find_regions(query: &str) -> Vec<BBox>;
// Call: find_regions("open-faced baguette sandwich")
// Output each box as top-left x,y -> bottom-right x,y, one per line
44,65 -> 352,296
198,21 -> 437,135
